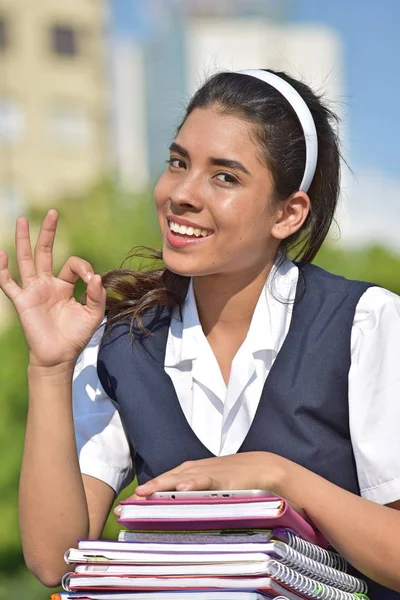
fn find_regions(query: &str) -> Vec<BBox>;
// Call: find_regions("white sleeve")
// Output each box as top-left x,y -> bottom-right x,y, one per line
349,286 -> 400,504
72,322 -> 134,494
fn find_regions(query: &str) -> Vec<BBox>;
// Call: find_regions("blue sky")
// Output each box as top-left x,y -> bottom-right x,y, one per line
110,0 -> 400,180
293,0 -> 400,179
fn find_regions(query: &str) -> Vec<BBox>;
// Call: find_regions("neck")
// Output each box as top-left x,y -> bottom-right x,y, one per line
193,260 -> 276,337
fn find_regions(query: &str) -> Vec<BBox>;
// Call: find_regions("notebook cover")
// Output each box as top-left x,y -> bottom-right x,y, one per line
63,573 -> 305,600
117,497 -> 326,547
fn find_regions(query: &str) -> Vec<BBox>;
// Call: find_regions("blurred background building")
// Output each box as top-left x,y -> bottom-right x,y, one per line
1,3 -> 400,599
1,0 -> 399,249
0,0 -> 109,234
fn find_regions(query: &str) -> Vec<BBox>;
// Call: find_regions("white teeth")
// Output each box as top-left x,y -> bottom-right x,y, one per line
169,220 -> 211,238
170,221 -> 179,232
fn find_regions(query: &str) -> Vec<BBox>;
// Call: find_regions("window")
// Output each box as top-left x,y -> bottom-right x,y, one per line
49,106 -> 92,148
0,98 -> 25,143
0,17 -> 7,52
51,25 -> 78,56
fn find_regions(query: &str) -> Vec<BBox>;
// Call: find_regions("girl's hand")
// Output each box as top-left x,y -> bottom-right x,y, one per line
114,452 -> 289,514
0,210 -> 106,369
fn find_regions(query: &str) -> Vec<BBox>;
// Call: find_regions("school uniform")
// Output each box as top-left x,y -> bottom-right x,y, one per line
72,257 -> 400,600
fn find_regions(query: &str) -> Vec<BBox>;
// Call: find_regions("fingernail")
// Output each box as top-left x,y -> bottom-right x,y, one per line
86,272 -> 93,281
114,505 -> 121,516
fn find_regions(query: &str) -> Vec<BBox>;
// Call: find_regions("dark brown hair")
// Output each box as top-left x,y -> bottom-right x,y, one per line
102,69 -> 341,330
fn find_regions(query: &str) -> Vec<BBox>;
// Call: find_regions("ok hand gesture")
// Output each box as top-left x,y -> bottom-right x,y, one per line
0,210 -> 106,369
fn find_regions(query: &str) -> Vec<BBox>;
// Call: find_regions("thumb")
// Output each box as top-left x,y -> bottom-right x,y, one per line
114,493 -> 140,516
85,274 -> 106,316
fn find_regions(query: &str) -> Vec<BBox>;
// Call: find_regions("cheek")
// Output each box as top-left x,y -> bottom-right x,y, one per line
153,177 -> 170,224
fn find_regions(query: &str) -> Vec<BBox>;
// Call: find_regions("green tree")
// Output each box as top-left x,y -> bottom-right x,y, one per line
1,180 -> 400,598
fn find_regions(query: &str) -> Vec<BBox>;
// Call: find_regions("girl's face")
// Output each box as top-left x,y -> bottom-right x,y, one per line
154,106 -> 282,279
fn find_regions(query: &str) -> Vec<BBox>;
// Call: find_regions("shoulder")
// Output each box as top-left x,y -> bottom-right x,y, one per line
354,286 -> 400,331
74,320 -> 107,379
99,307 -> 173,354
296,263 -> 374,299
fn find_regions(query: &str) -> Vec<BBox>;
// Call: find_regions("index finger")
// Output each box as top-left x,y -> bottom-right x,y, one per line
134,473 -> 214,497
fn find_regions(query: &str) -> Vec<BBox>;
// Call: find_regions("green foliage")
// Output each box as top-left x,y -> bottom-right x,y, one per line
1,179 -> 400,595
29,179 -> 162,278
315,243 -> 400,296
0,181 -> 160,594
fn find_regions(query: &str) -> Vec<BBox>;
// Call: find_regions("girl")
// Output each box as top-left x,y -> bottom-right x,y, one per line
1,69 -> 400,597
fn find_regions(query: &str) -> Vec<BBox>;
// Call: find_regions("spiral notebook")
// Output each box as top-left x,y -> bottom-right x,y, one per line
65,542 -> 364,594
115,529 -> 344,571
62,571 -> 369,600
52,590 -> 296,600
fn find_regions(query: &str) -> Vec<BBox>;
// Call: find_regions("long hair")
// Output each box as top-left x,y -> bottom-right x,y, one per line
101,70 -> 341,331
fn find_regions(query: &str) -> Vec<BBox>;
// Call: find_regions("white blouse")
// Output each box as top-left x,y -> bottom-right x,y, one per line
72,259 -> 400,505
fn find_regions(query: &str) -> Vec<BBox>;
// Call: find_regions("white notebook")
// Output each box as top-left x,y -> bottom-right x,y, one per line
65,543 -> 365,593
120,500 -> 282,519
56,591 -> 292,600
62,572 -> 364,600
62,574 -> 302,600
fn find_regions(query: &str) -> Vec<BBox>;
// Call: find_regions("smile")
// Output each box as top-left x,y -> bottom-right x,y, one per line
168,219 -> 213,238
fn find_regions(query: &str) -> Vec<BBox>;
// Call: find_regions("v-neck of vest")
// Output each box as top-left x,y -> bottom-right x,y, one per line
139,266 -> 306,459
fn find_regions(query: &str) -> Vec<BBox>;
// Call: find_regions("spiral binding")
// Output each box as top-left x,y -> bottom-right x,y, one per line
273,541 -> 367,594
284,531 -> 348,572
267,560 -> 367,600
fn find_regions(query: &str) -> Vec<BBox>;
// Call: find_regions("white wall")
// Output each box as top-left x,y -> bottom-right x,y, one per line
110,37 -> 149,193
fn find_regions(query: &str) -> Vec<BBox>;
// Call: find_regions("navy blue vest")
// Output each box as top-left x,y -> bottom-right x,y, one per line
97,263 -> 398,600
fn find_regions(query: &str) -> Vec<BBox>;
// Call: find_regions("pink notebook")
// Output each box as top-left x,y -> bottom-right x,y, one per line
117,496 -> 326,547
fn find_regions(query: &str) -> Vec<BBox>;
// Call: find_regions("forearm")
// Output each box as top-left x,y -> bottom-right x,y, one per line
19,364 -> 89,587
274,458 -> 400,591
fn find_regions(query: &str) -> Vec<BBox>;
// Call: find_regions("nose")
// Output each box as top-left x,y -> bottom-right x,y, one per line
169,172 -> 203,212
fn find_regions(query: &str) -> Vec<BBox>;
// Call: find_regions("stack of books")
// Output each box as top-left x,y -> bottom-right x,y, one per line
51,493 -> 369,600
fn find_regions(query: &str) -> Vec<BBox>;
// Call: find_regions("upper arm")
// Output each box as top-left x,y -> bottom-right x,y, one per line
83,474 -> 117,539
73,323 -> 134,501
349,287 -> 400,504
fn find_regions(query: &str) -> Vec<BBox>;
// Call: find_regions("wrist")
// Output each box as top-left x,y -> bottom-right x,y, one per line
27,361 -> 75,380
258,451 -> 291,497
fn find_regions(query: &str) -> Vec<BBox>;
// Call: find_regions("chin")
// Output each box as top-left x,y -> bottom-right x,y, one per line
162,254 -> 210,278
163,261 -> 202,278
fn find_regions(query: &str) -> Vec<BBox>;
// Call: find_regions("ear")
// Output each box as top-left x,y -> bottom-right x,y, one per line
271,191 -> 310,241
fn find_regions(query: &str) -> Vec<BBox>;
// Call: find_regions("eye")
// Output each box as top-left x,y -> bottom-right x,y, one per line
215,172 -> 239,185
167,157 -> 186,170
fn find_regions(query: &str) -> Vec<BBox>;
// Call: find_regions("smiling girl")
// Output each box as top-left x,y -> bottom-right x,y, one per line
1,69 -> 400,597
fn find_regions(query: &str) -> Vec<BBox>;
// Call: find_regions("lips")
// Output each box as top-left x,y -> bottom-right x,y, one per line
167,216 -> 213,239
169,220 -> 210,238
166,217 -> 214,249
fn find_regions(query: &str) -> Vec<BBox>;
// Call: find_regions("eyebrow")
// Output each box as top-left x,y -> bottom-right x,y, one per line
169,142 -> 250,176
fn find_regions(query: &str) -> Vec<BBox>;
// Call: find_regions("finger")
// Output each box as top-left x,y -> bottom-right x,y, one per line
135,473 -> 215,496
175,476 -> 216,491
0,250 -> 22,301
58,256 -> 94,285
85,274 -> 106,316
113,492 -> 140,516
15,217 -> 36,286
34,209 -> 58,275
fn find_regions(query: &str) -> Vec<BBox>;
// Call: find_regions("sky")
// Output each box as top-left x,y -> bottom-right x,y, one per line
110,0 -> 400,247
111,0 -> 400,179
293,0 -> 400,179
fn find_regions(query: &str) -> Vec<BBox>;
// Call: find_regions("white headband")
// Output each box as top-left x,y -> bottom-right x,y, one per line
238,69 -> 318,193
